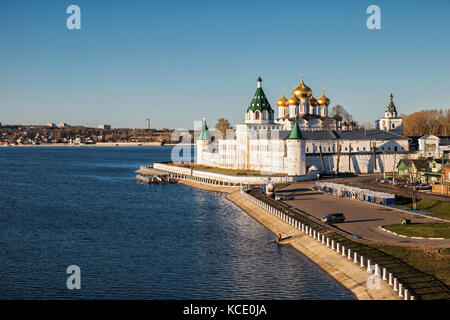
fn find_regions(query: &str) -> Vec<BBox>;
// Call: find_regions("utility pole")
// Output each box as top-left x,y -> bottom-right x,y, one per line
319,145 -> 325,174
348,142 -> 352,173
328,157 -> 332,176
392,152 -> 396,184
441,154 -> 445,195
336,144 -> 341,177
373,142 -> 377,173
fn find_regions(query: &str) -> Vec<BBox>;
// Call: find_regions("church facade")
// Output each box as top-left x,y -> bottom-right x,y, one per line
196,76 -> 409,176
375,92 -> 403,134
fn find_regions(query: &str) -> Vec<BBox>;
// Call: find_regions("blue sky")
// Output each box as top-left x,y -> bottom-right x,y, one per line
0,0 -> 449,129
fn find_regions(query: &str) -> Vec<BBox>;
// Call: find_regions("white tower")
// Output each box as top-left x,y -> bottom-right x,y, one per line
285,119 -> 306,175
245,76 -> 274,124
376,92 -> 403,134
196,118 -> 210,165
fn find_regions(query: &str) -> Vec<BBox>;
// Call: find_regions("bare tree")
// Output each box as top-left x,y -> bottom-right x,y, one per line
360,122 -> 375,130
215,118 -> 233,138
330,105 -> 354,124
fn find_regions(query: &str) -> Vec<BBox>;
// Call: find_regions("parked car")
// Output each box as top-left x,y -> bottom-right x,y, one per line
321,213 -> 346,224
416,184 -> 432,190
275,193 -> 295,201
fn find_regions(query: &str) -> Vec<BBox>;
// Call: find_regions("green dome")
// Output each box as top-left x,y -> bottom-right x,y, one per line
247,77 -> 273,112
287,118 -> 303,140
386,92 -> 397,113
198,121 -> 209,140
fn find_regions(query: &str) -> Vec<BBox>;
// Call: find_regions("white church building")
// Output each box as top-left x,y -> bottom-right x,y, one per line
375,91 -> 403,134
196,76 -> 408,176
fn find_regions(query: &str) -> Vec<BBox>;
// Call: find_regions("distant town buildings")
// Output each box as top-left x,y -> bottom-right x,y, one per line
98,124 -> 111,130
58,123 -> 69,128
414,135 -> 450,158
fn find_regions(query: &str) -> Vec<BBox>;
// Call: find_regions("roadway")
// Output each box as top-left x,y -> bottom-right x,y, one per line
278,181 -> 450,248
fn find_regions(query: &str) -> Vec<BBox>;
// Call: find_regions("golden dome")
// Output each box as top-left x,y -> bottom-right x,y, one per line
293,77 -> 313,99
317,90 -> 330,106
276,91 -> 288,107
309,96 -> 318,106
287,93 -> 300,105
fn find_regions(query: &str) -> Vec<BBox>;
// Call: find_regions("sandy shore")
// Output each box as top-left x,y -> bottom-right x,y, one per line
1,142 -> 164,147
177,178 -> 400,300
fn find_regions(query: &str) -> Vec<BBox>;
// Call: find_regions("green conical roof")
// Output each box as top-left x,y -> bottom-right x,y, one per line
287,118 -> 303,139
386,92 -> 397,113
198,121 -> 209,140
247,77 -> 273,112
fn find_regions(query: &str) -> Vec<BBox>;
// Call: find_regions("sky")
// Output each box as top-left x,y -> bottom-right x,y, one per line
0,0 -> 449,129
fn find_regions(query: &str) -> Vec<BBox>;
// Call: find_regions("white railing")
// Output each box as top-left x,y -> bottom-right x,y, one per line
240,186 -> 414,300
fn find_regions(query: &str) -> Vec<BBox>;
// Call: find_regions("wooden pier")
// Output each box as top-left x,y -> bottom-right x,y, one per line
135,167 -> 176,184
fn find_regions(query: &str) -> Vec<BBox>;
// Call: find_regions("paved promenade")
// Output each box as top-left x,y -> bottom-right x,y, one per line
177,179 -> 239,193
226,189 -> 400,300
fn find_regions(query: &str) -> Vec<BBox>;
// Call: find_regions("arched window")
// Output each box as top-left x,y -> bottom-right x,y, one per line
255,111 -> 260,120
262,110 -> 268,120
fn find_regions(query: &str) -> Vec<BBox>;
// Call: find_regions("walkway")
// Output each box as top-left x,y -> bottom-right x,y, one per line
227,190 -> 401,300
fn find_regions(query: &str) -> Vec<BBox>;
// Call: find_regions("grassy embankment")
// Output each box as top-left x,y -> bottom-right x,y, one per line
395,196 -> 450,221
384,223 -> 450,239
385,196 -> 450,239
248,189 -> 450,300
173,163 -> 287,176
369,244 -> 450,292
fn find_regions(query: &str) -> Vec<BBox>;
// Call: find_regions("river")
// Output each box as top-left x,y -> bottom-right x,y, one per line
0,146 -> 354,299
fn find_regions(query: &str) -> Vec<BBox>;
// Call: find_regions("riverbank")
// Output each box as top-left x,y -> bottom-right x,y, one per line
0,142 -> 165,147
175,178 -> 399,300
176,179 -> 239,193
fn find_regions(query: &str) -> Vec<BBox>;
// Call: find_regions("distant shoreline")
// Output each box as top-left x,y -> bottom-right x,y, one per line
0,142 -> 194,147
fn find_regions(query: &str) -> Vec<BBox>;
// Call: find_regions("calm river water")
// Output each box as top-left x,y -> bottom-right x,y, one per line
0,146 -> 354,299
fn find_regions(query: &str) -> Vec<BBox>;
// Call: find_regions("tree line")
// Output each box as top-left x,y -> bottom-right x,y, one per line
400,109 -> 449,136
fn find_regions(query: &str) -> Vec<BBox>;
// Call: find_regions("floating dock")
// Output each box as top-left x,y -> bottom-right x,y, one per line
135,167 -> 176,184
